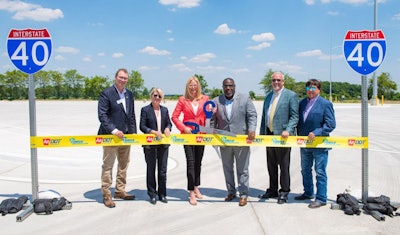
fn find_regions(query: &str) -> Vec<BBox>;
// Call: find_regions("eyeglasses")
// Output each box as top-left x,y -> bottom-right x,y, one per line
153,94 -> 162,98
272,79 -> 282,82
306,86 -> 317,91
223,84 -> 235,88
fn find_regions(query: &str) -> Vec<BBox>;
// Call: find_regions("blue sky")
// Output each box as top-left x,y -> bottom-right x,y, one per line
1,0 -> 399,95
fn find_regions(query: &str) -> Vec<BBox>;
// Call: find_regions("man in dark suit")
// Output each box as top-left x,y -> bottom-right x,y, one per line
212,78 -> 257,207
295,79 -> 336,208
98,68 -> 137,208
259,71 -> 299,204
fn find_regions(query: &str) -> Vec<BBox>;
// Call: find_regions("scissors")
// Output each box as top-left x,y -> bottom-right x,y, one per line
183,100 -> 236,137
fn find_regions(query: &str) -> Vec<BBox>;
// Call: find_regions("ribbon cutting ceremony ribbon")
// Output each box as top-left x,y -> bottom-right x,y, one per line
30,134 -> 368,149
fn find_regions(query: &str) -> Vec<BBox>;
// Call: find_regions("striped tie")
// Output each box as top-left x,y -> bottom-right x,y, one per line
269,92 -> 278,132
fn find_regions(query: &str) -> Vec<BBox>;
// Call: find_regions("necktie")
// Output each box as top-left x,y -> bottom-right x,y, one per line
269,92 -> 278,132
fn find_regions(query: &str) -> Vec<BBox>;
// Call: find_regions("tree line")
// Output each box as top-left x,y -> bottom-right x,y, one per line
0,69 -> 399,101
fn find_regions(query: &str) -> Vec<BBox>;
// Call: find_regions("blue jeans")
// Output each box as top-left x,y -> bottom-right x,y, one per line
300,148 -> 328,203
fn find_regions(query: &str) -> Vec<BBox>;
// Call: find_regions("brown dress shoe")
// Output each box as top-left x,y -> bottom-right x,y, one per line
114,191 -> 135,200
103,195 -> 115,208
239,197 -> 247,206
224,194 -> 237,202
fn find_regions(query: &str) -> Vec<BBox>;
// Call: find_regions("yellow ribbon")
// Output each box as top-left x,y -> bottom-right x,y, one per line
30,134 -> 368,149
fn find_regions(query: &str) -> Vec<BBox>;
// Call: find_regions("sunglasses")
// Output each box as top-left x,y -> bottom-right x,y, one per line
272,79 -> 282,82
153,94 -> 162,98
306,86 -> 317,91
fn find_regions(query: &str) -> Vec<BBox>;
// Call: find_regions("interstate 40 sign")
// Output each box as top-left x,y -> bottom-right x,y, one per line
7,28 -> 52,74
343,30 -> 386,76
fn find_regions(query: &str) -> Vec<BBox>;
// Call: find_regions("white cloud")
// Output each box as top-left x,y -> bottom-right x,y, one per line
139,46 -> 171,55
306,0 -> 372,5
296,49 -> 323,57
319,54 -> 343,60
55,46 -> 80,54
231,68 -> 250,73
327,11 -> 339,16
169,63 -> 192,72
247,42 -> 271,50
304,0 -> 315,5
159,0 -> 201,8
54,55 -> 65,60
138,66 -> 159,71
338,0 -> 369,4
196,66 -> 226,72
189,53 -> 216,63
83,56 -> 92,62
393,13 -> 400,21
112,53 -> 124,58
97,52 -> 105,57
214,24 -> 236,35
0,0 -> 64,21
251,32 -> 275,42
88,22 -> 104,27
264,61 -> 302,74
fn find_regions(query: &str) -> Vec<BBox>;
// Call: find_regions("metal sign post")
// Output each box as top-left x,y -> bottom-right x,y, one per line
343,29 -> 386,203
7,28 -> 52,221
361,75 -> 369,202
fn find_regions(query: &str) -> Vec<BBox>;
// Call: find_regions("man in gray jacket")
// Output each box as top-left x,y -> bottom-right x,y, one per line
211,78 -> 257,207
259,71 -> 299,204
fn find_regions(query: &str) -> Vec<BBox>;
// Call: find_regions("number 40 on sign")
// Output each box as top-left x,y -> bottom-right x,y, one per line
343,30 -> 386,76
7,28 -> 52,74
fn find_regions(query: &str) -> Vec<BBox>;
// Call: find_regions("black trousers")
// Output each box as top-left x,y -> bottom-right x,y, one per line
144,145 -> 169,197
183,145 -> 205,190
266,129 -> 291,193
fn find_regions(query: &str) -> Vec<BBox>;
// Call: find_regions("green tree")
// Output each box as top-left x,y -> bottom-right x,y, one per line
35,70 -> 52,99
142,87 -> 150,99
85,75 -> 111,100
208,87 -> 222,99
126,70 -> 144,99
3,70 -> 28,100
48,70 -> 64,99
194,74 -> 209,95
249,90 -> 256,100
64,69 -> 85,98
369,72 -> 398,100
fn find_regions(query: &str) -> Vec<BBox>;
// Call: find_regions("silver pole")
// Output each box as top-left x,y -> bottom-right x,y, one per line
329,39 -> 333,102
28,73 -> 39,200
361,75 -> 369,203
371,0 -> 378,106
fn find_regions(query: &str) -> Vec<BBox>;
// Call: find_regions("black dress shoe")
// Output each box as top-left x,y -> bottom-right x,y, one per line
159,196 -> 168,203
308,201 -> 326,208
224,194 -> 237,202
294,194 -> 313,200
277,192 -> 288,204
258,191 -> 278,199
149,197 -> 157,205
277,198 -> 287,204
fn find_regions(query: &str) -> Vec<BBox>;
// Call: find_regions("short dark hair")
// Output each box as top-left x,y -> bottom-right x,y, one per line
306,79 -> 321,89
223,78 -> 235,85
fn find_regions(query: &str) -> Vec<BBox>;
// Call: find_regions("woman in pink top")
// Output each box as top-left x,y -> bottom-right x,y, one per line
172,76 -> 209,206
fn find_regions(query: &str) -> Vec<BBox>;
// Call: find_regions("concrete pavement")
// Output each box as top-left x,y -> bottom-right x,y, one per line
0,100 -> 399,235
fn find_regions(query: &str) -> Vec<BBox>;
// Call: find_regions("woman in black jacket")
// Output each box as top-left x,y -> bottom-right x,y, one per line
139,88 -> 172,205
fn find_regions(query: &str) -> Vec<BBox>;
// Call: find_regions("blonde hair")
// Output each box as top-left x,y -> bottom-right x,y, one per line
184,76 -> 202,100
150,87 -> 164,99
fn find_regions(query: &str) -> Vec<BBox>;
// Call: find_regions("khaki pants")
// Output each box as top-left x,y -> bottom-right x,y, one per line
101,146 -> 131,196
